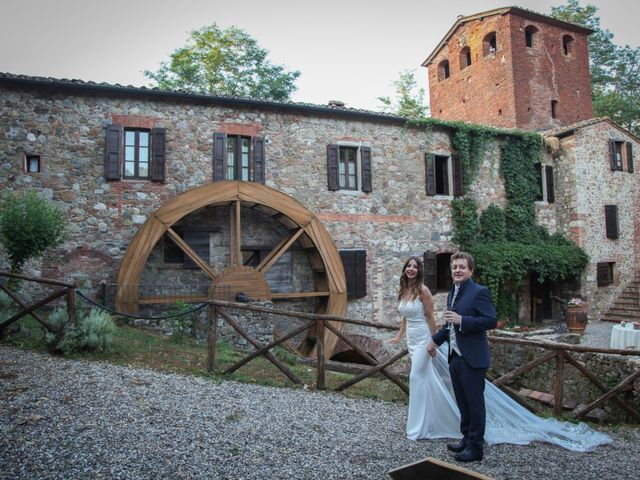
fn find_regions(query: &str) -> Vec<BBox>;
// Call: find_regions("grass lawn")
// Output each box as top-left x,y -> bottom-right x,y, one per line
1,315 -> 409,404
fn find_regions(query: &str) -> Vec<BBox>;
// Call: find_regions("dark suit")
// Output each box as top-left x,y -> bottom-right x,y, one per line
432,278 -> 497,453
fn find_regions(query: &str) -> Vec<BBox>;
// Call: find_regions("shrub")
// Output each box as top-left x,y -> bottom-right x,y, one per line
44,307 -> 116,354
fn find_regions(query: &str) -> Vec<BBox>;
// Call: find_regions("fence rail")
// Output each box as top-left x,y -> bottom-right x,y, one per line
2,274 -> 639,422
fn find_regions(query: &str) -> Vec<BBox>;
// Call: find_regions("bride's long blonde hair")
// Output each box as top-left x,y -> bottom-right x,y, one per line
398,256 -> 425,302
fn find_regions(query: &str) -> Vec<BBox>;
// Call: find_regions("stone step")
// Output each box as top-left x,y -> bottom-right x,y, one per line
608,307 -> 640,315
601,313 -> 640,322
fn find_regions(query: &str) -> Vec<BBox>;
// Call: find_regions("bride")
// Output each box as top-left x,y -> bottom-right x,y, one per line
387,256 -> 611,452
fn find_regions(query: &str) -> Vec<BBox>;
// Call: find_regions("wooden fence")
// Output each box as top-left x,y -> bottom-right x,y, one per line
208,299 -> 640,422
0,271 -> 76,335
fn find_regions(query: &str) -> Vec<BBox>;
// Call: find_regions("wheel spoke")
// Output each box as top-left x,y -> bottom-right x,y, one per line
165,227 -> 217,279
257,228 -> 304,274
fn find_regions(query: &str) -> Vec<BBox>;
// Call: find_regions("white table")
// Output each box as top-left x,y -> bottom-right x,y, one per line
610,323 -> 640,349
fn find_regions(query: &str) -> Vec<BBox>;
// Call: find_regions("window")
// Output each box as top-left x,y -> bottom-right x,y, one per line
551,100 -> 558,119
423,251 -> 453,293
339,249 -> 366,299
604,205 -> 619,239
339,146 -> 358,190
534,163 -> 555,203
213,133 -> 265,183
459,47 -> 472,70
163,230 -> 210,267
425,153 -> 462,197
597,262 -> 615,287
327,144 -> 372,192
438,60 -> 450,81
105,124 -> 166,181
483,32 -> 497,56
124,129 -> 150,179
226,135 -> 250,181
562,35 -> 574,56
525,26 -> 538,48
609,140 -> 634,173
25,154 -> 41,173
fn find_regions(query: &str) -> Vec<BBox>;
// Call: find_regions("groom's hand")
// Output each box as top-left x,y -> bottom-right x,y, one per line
427,340 -> 437,358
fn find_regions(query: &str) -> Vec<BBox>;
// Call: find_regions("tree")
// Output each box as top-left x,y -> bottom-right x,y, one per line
0,191 -> 67,278
552,0 -> 640,134
144,24 -> 300,102
378,70 -> 429,119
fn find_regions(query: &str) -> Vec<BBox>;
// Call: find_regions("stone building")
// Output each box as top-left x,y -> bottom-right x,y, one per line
1,6 -> 638,359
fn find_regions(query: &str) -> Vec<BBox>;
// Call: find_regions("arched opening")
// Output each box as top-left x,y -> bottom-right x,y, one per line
438,59 -> 450,81
459,47 -> 472,69
525,25 -> 538,48
562,35 -> 574,56
483,32 -> 497,56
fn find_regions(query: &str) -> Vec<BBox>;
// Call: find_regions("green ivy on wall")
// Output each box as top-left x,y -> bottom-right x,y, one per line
412,118 -> 589,321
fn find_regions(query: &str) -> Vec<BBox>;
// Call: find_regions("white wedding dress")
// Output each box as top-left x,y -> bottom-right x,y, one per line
398,297 -> 612,452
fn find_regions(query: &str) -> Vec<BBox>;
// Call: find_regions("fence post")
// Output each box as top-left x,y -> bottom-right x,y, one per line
207,303 -> 217,374
100,281 -> 107,307
316,319 -> 325,390
67,287 -> 76,326
553,350 -> 565,416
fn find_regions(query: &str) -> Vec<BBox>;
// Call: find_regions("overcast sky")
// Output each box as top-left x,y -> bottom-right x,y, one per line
1,0 -> 638,111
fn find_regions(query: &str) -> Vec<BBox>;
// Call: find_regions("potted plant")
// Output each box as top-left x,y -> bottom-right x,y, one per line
564,297 -> 588,334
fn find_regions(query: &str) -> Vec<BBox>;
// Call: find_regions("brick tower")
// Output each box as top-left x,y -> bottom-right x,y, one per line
423,7 -> 593,131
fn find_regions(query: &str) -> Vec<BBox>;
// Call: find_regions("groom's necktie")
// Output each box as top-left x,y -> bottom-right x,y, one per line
449,285 -> 462,356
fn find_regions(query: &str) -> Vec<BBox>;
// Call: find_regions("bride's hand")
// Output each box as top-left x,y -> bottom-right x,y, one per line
385,337 -> 400,345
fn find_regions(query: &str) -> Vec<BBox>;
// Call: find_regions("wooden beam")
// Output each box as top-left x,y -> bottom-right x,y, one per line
553,350 -> 565,416
493,350 -> 556,386
235,200 -> 241,268
564,353 -> 640,422
271,291 -> 331,299
165,227 -> 217,280
257,228 -> 304,274
575,368 -> 640,420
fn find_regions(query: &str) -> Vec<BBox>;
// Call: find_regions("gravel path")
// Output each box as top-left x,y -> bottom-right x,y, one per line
1,346 -> 638,480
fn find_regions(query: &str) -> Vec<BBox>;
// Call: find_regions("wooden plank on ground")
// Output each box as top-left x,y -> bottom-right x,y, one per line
388,456 -> 494,480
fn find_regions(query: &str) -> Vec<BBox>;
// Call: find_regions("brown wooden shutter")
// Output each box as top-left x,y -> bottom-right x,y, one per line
105,124 -> 122,180
425,153 -> 436,196
252,136 -> 265,184
609,139 -> 617,171
213,132 -> 227,181
327,144 -> 340,190
545,165 -> 554,203
361,146 -> 372,192
423,251 -> 437,293
627,142 -> 634,173
452,154 -> 463,197
340,249 -> 367,299
151,128 -> 166,182
605,205 -> 618,239
596,262 -> 612,286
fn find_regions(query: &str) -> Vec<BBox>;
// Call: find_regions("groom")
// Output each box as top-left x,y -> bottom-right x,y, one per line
428,252 -> 496,462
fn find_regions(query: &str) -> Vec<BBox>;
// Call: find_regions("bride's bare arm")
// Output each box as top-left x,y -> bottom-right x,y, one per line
420,286 -> 437,336
387,317 -> 406,344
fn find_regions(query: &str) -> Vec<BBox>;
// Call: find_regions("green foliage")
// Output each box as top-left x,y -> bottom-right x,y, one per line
44,307 -> 116,354
166,300 -> 194,336
378,70 -> 429,119
445,125 -> 588,319
479,204 -> 505,242
451,197 -> 479,250
551,0 -> 640,134
144,23 -> 300,101
0,190 -> 67,276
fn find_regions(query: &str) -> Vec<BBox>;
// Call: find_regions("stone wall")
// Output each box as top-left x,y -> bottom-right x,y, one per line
490,332 -> 640,422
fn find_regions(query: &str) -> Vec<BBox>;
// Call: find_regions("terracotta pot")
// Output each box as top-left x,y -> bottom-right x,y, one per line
565,304 -> 588,334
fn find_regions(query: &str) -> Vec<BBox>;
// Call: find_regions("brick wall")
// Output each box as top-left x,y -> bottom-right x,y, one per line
428,11 -> 592,130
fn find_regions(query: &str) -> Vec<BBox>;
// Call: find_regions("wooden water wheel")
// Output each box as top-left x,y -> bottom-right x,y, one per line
115,181 -> 347,357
